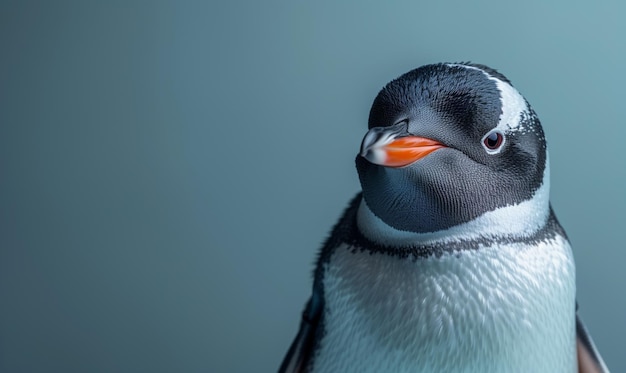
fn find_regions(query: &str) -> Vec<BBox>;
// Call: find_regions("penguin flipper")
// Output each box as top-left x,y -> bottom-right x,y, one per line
279,194 -> 362,372
577,314 -> 609,373
278,294 -> 322,373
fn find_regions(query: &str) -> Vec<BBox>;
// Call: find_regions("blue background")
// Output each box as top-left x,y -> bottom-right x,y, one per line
1,1 -> 623,372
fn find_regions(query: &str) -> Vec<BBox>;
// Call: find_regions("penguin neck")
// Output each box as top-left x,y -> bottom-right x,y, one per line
356,159 -> 551,247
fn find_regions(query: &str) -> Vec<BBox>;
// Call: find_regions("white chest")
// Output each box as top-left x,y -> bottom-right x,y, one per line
312,238 -> 576,373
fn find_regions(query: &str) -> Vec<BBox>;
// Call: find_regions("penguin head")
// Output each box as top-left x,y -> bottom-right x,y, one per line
356,63 -> 549,242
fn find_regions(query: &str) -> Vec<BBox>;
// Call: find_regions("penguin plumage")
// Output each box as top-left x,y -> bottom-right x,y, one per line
279,63 -> 608,373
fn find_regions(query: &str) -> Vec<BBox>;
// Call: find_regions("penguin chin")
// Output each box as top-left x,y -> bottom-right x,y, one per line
356,197 -> 447,247
356,154 -> 461,234
356,160 -> 552,247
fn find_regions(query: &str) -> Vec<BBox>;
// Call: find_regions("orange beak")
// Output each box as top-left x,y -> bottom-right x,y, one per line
361,133 -> 445,168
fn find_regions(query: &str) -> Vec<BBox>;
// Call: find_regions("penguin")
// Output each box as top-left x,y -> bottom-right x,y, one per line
278,62 -> 609,373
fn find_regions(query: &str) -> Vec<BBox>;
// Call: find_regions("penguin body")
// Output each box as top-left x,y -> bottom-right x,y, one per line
279,63 -> 608,373
312,205 -> 574,373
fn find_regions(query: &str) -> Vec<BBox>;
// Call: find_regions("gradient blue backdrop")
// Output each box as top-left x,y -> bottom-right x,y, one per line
1,1 -> 623,372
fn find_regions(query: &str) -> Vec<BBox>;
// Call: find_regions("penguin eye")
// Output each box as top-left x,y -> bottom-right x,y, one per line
482,130 -> 504,153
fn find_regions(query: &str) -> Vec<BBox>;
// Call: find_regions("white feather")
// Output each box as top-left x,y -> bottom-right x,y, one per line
312,237 -> 577,373
446,63 -> 528,134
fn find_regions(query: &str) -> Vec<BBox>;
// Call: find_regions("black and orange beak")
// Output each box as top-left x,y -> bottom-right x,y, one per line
360,125 -> 445,168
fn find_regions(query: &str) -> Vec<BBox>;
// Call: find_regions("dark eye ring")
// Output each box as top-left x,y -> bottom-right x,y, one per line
483,131 -> 504,152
